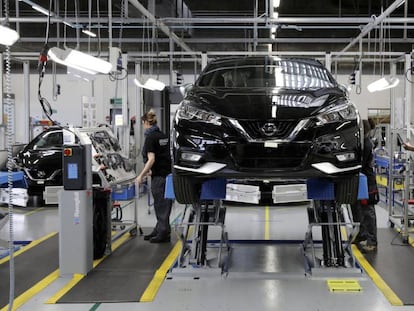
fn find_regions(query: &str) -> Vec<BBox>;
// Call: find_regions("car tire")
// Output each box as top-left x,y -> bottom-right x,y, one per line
93,192 -> 109,260
172,172 -> 200,204
334,174 -> 359,205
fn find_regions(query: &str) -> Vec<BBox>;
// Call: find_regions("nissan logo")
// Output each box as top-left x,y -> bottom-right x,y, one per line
261,123 -> 278,136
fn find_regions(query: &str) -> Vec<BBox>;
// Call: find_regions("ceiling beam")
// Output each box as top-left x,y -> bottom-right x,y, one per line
3,16 -> 414,25
334,0 -> 407,60
127,0 -> 195,54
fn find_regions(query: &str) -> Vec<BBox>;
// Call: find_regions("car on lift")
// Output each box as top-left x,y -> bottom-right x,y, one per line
171,56 -> 362,204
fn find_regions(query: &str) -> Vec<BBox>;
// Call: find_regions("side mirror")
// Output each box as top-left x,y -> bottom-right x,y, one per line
338,83 -> 350,96
179,83 -> 193,97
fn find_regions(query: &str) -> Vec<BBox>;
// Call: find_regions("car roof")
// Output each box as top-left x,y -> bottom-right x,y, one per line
205,56 -> 325,69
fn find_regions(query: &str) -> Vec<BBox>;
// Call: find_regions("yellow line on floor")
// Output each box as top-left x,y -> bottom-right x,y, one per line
351,244 -> 403,306
46,231 -> 131,304
264,206 -> 270,240
0,270 -> 60,311
140,241 -> 182,302
0,231 -> 58,265
23,207 -> 45,216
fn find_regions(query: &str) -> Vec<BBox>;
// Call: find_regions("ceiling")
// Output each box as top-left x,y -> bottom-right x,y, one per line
1,0 -> 413,73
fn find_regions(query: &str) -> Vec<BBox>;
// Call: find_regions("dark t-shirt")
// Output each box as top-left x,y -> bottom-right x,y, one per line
142,129 -> 171,177
362,136 -> 376,188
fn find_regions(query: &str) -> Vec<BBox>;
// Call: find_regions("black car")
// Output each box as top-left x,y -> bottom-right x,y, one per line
15,126 -> 133,198
171,56 -> 362,204
16,127 -> 64,197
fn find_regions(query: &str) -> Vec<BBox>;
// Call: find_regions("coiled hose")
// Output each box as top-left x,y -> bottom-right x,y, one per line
3,0 -> 15,309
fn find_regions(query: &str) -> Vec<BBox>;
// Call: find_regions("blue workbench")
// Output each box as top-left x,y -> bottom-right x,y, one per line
0,171 -> 27,188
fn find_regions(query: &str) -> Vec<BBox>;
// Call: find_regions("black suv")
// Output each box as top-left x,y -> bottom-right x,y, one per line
171,56 -> 362,204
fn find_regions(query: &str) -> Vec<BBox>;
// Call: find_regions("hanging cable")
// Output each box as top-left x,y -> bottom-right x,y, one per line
96,0 -> 102,57
118,0 -> 126,51
2,0 -> 16,309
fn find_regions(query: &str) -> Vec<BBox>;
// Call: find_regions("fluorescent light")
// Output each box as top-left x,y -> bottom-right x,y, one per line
48,47 -> 112,74
67,67 -> 96,82
145,78 -> 166,91
48,47 -> 98,74
20,0 -> 52,16
32,4 -> 52,16
273,0 -> 281,8
0,25 -> 19,46
63,20 -> 75,28
367,76 -> 400,93
82,29 -> 97,37
134,78 -> 166,91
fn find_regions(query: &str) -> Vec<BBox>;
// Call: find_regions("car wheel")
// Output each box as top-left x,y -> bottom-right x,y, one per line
93,193 -> 109,259
334,174 -> 359,205
172,172 -> 201,204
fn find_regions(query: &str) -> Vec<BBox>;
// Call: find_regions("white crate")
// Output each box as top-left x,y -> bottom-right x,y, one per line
272,183 -> 308,204
43,186 -> 63,205
226,183 -> 261,204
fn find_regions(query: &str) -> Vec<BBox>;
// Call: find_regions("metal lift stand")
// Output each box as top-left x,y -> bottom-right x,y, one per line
303,176 -> 367,277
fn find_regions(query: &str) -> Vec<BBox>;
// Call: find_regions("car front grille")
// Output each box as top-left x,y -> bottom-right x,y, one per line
237,120 -> 297,139
228,143 -> 309,169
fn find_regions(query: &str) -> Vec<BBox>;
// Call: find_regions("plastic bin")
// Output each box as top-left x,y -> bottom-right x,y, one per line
111,183 -> 135,200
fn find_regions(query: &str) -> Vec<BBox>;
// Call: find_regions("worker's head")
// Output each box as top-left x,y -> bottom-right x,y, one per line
141,110 -> 157,126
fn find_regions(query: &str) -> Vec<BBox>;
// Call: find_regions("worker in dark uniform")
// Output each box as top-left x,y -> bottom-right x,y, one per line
136,110 -> 173,243
352,119 -> 378,252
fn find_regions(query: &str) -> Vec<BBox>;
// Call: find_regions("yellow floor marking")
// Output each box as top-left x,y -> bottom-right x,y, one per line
0,207 -> 44,215
264,206 -> 270,240
340,226 -> 348,241
327,279 -> 362,292
23,207 -> 45,216
1,270 -> 60,311
140,241 -> 182,302
0,231 -> 58,265
409,235 -> 414,247
46,231 -> 131,304
352,244 -> 403,306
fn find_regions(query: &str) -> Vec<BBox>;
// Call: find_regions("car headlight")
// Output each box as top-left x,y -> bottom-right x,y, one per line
176,101 -> 222,126
316,101 -> 357,125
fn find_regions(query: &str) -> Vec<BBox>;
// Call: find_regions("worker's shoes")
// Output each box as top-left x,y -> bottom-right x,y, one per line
149,234 -> 171,243
359,244 -> 377,253
351,235 -> 366,244
144,230 -> 157,241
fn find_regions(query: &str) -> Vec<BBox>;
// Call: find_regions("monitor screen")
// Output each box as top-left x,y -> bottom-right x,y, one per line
67,163 -> 78,179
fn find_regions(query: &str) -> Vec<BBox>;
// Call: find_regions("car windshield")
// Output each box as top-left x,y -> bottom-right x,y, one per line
29,131 -> 63,150
198,59 -> 336,89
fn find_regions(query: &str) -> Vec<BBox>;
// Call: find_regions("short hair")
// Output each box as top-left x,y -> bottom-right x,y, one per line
141,110 -> 157,125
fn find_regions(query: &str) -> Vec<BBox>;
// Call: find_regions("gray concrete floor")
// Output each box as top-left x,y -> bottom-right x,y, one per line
1,195 -> 414,311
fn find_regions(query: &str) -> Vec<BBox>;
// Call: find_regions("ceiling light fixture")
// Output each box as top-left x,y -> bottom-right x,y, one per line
19,0 -> 52,16
0,25 -> 20,46
82,29 -> 97,37
134,78 -> 165,91
48,47 -> 112,74
367,76 -> 400,93
31,4 -> 52,16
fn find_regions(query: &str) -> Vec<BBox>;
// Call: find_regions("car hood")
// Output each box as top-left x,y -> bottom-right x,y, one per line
186,86 -> 345,120
18,148 -> 62,166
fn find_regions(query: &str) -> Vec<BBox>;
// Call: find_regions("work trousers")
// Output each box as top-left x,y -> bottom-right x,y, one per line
352,201 -> 378,246
151,176 -> 173,237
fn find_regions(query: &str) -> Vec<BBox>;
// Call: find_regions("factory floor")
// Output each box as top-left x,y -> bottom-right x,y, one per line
1,194 -> 414,311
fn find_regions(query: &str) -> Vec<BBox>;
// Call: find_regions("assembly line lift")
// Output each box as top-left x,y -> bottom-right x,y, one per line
168,175 -> 367,277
